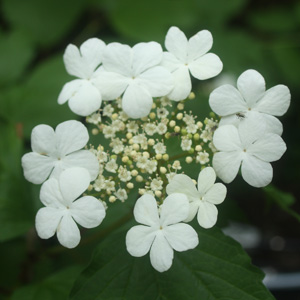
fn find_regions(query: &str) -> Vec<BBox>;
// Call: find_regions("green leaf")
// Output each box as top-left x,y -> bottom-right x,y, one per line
0,29 -> 35,86
70,226 -> 274,300
264,185 -> 300,222
0,55 -> 77,138
2,0 -> 87,47
0,123 -> 35,241
11,266 -> 82,300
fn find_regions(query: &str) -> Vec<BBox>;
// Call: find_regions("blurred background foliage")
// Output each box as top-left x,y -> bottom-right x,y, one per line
0,0 -> 299,298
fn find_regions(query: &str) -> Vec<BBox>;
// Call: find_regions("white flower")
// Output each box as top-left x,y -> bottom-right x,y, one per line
110,138 -> 124,154
86,112 -> 101,125
144,123 -> 157,136
196,151 -> 209,164
102,125 -> 116,139
103,104 -> 114,117
157,107 -> 169,119
212,116 -> 287,187
156,123 -> 167,135
181,138 -> 192,151
145,160 -> 157,174
126,121 -> 139,133
118,166 -> 132,182
105,159 -> 118,173
94,42 -> 174,119
161,26 -> 223,101
115,188 -> 128,202
150,178 -> 163,191
58,38 -> 106,116
166,167 -> 226,228
22,120 -> 99,184
36,168 -> 106,248
126,193 -> 198,272
153,142 -> 166,154
209,69 -> 291,135
137,156 -> 148,169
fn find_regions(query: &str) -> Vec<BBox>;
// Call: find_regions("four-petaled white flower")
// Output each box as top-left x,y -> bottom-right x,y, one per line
126,193 -> 199,272
209,69 -> 291,135
36,167 -> 106,248
212,115 -> 287,187
166,167 -> 226,228
94,42 -> 174,119
161,26 -> 223,101
58,38 -> 106,116
22,120 -> 99,184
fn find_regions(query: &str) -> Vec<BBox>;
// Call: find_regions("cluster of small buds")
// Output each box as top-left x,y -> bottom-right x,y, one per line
86,94 -> 217,204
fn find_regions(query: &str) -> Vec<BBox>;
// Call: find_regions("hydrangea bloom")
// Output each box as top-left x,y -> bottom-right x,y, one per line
36,167 -> 106,248
126,193 -> 198,272
209,69 -> 291,135
212,116 -> 287,187
58,38 -> 105,116
166,167 -> 226,228
161,26 -> 223,101
94,42 -> 174,119
22,120 -> 99,184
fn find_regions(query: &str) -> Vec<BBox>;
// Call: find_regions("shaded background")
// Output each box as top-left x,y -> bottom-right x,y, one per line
0,0 -> 299,299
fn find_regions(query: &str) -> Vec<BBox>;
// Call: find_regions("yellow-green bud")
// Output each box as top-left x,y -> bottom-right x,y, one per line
193,133 -> 200,141
188,92 -> 195,99
92,128 -> 99,135
181,128 -> 187,135
174,126 -> 180,133
162,154 -> 169,161
149,112 -> 156,119
122,156 -> 129,163
156,154 -> 162,160
111,155 -> 117,160
188,148 -> 194,154
111,113 -> 118,120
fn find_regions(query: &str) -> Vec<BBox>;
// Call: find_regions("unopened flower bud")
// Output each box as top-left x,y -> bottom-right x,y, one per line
109,196 -> 116,203
160,167 -> 167,174
195,145 -> 202,152
188,92 -> 195,99
162,154 -> 169,161
133,143 -> 140,151
149,112 -> 156,119
127,182 -> 134,189
185,156 -> 193,164
126,132 -> 133,139
176,113 -> 183,120
155,190 -> 162,197
174,126 -> 180,133
156,154 -> 162,160
92,128 -> 99,135
193,133 -> 200,141
136,175 -> 143,182
131,170 -> 138,176
148,138 -> 155,146
177,103 -> 184,110
122,156 -> 129,163
169,120 -> 176,127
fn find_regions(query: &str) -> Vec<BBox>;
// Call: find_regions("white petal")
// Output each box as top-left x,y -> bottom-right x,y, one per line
79,38 -> 106,75
35,207 -> 63,239
59,167 -> 91,203
136,66 -> 173,97
132,42 -> 162,76
212,151 -> 242,184
197,167 -> 216,195
160,52 -> 182,72
122,83 -> 153,119
55,120 -> 89,156
166,174 -> 199,202
160,193 -> 189,226
68,80 -> 102,116
197,201 -> 218,228
93,70 -> 129,100
248,133 -> 286,162
188,53 -> 223,80
58,80 -> 83,105
39,178 -> 65,208
64,38 -> 105,79
255,85 -> 291,116
237,70 -> 266,108
133,194 -> 160,227
71,196 -> 106,228
209,85 -> 247,116
62,150 -> 99,181
213,125 -> 242,151
241,155 -> 273,188
21,153 -> 55,184
164,223 -> 198,251
57,214 -> 81,248
165,26 -> 188,62
167,66 -> 191,101
150,231 -> 174,272
126,225 -> 156,257
102,43 -> 132,76
205,183 -> 227,205
59,80 -> 85,109
219,114 -> 240,127
238,113 -> 267,148
187,30 -> 213,62
261,113 -> 283,136
185,201 -> 200,222
31,124 -> 56,154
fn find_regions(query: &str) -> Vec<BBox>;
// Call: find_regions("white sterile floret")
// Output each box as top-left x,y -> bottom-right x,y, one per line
126,193 -> 199,272
161,26 -> 223,101
166,167 -> 226,229
58,38 -> 106,116
209,69 -> 291,135
35,168 -> 106,248
94,42 -> 174,119
22,120 -> 99,184
212,115 -> 287,187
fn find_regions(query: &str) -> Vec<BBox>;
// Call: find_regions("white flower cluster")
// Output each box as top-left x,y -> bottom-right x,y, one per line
209,70 -> 290,187
58,26 -> 222,119
20,26 -> 290,273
